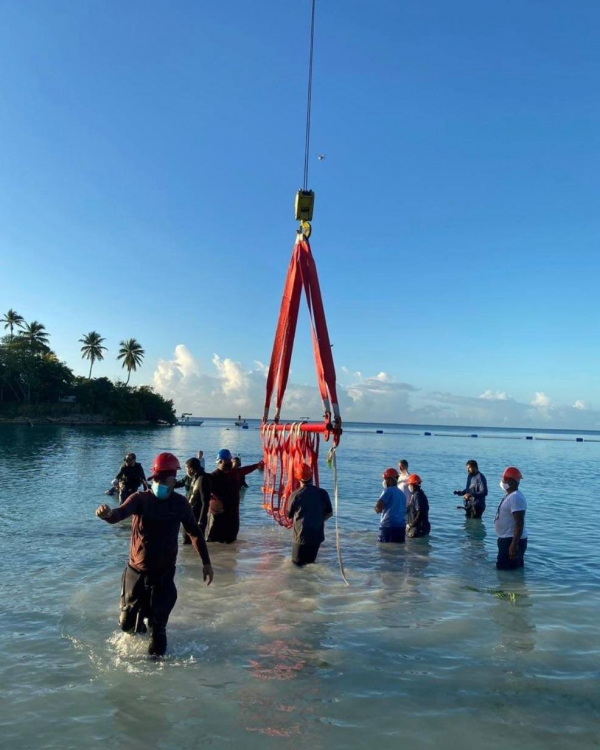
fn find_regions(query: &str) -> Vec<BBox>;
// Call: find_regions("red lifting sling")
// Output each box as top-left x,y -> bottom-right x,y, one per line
261,236 -> 342,527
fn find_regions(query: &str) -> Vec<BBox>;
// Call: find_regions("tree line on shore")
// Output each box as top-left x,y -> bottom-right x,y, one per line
0,308 -> 175,424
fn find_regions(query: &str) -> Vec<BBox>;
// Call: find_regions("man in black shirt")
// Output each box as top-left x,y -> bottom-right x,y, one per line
286,464 -> 333,566
114,452 -> 148,504
179,457 -> 212,543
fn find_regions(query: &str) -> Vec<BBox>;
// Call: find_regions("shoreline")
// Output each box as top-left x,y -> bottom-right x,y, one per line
0,415 -> 160,427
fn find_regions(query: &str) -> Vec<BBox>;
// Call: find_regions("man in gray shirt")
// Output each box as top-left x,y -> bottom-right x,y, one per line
287,464 -> 333,566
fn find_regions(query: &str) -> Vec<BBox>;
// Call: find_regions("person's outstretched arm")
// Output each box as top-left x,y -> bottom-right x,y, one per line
238,460 -> 265,478
96,492 -> 142,523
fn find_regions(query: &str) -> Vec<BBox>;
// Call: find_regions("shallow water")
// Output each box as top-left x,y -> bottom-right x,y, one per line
1,421 -> 599,749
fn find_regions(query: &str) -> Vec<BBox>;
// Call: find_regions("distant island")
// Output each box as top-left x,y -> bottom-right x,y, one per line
0,308 -> 175,425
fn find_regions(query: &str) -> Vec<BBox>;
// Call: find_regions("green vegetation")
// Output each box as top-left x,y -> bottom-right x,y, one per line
0,310 -> 175,425
118,338 -> 145,385
79,331 -> 107,379
1,308 -> 25,339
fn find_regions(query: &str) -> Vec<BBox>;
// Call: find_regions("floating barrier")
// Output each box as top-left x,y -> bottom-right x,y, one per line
353,429 -> 598,443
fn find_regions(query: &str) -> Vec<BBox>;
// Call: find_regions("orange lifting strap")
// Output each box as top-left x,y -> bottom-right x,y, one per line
261,236 -> 342,527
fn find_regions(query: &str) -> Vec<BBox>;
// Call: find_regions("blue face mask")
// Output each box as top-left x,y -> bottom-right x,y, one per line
152,481 -> 170,500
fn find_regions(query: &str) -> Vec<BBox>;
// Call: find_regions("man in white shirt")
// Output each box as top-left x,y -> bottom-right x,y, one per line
397,459 -> 410,502
494,466 -> 528,570
197,450 -> 205,470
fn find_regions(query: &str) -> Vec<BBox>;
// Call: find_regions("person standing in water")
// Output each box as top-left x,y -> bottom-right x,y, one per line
207,449 -> 263,544
95,452 -> 213,657
181,457 -> 212,543
494,466 -> 528,570
113,452 -> 148,504
406,474 -> 431,538
375,468 -> 407,543
197,450 -> 205,471
397,459 -> 411,502
286,464 -> 333,566
454,459 -> 488,518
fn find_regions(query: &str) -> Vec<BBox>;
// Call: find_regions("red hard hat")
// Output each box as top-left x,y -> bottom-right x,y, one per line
382,467 -> 399,480
151,452 -> 181,474
407,473 -> 422,485
295,463 -> 313,481
502,466 -> 522,483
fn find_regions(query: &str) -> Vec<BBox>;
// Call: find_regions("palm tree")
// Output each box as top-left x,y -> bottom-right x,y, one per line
79,331 -> 107,379
1,309 -> 25,339
117,338 -> 145,385
20,320 -> 50,348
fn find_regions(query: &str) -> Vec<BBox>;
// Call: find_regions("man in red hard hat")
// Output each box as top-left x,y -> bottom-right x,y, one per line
286,463 -> 333,566
405,474 -> 431,538
95,451 -> 214,657
494,466 -> 528,570
375,468 -> 407,543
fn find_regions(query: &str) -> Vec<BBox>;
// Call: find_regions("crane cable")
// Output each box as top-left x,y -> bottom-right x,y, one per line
302,0 -> 316,191
303,0 -> 349,585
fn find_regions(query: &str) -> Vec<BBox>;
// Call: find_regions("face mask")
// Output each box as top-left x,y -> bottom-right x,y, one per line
152,481 -> 170,500
382,480 -> 388,489
499,480 -> 510,492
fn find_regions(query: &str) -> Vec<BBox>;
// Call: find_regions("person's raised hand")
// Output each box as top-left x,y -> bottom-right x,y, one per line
96,504 -> 112,519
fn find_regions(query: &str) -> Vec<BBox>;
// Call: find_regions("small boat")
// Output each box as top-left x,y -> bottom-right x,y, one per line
177,413 -> 204,426
234,415 -> 248,427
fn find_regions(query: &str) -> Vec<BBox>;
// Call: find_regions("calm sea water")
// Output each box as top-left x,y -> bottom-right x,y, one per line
1,420 -> 599,749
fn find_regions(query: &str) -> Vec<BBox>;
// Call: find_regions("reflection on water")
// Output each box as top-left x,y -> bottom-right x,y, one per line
1,422 -> 600,748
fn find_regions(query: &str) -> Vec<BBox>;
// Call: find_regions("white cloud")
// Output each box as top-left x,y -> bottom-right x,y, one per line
479,390 -> 510,401
152,345 -> 600,429
530,392 -> 552,408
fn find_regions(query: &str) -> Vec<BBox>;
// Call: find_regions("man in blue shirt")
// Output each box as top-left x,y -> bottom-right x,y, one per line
454,460 -> 488,518
375,468 -> 407,543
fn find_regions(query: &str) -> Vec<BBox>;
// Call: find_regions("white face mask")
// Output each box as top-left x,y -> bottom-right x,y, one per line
382,480 -> 388,489
499,480 -> 510,492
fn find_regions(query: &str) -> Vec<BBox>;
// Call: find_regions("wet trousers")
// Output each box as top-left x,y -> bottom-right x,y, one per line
207,511 -> 239,544
496,538 -> 528,570
378,526 -> 406,543
119,564 -> 177,632
465,502 -> 485,519
291,543 -> 321,566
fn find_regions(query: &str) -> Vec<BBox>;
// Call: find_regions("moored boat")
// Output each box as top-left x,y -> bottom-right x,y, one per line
177,413 -> 204,426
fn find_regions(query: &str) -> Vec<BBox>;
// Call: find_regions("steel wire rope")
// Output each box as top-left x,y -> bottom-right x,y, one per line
302,0 -> 316,191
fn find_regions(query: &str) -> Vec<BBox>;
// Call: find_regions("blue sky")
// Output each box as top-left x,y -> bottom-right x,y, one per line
1,1 -> 599,426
